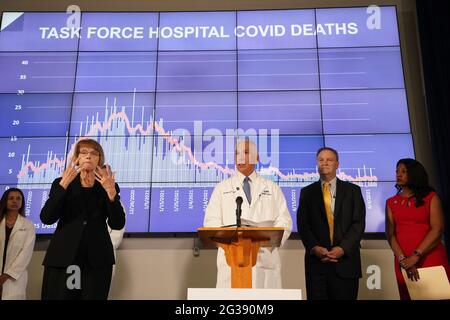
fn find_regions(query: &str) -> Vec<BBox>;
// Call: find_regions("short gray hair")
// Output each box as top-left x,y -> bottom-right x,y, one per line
235,139 -> 258,164
236,139 -> 258,154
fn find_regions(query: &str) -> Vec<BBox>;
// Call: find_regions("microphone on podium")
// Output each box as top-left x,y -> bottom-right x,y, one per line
235,196 -> 243,228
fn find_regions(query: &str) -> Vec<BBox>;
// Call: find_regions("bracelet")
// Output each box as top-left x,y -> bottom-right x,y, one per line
398,255 -> 407,269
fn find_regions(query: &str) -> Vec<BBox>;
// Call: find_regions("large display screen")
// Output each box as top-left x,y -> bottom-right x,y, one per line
0,7 -> 414,234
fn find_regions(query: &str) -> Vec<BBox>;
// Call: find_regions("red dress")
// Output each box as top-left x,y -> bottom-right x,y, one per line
386,191 -> 450,300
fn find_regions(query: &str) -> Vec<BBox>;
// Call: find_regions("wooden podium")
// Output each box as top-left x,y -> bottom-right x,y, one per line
198,227 -> 284,288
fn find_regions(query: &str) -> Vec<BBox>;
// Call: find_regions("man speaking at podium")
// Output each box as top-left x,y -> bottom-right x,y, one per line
204,139 -> 292,288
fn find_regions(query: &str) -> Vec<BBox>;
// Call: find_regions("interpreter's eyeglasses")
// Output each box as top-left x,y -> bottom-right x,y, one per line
79,150 -> 100,157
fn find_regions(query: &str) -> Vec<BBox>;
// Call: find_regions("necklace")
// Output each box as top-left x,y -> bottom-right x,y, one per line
6,221 -> 15,228
5,215 -> 18,228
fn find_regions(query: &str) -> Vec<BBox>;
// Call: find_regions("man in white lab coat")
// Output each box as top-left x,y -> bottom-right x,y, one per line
204,139 -> 292,288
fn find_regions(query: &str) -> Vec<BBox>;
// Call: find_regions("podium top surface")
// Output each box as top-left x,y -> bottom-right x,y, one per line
197,227 -> 284,248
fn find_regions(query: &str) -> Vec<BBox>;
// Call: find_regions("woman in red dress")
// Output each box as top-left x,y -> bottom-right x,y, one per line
386,158 -> 450,300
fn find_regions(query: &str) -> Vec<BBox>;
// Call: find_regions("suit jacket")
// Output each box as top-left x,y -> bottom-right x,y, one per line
297,178 -> 366,278
40,176 -> 126,268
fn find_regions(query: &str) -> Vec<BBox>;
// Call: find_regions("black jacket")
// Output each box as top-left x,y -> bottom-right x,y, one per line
297,179 -> 366,278
40,176 -> 126,267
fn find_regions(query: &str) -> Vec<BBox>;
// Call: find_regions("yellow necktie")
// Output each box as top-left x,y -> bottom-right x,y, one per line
322,182 -> 334,244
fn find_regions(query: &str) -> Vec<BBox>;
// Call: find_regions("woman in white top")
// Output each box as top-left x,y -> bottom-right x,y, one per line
0,188 -> 36,300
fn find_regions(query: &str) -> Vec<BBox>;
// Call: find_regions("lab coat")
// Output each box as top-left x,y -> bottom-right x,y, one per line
204,171 -> 292,288
108,203 -> 126,253
107,215 -> 125,300
0,215 -> 36,300
109,226 -> 125,252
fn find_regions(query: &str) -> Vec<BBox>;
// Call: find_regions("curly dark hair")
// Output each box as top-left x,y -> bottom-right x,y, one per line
0,188 -> 26,222
395,158 -> 434,207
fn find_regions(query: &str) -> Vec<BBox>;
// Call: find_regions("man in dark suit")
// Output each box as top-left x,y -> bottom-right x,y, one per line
297,147 -> 366,300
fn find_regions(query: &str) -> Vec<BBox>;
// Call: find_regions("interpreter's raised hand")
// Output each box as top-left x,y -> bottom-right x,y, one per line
59,156 -> 81,189
95,165 -> 117,201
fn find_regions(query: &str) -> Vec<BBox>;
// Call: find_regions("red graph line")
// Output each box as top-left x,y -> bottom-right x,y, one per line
259,167 -> 378,182
17,157 -> 65,178
17,110 -> 378,182
17,110 -> 235,178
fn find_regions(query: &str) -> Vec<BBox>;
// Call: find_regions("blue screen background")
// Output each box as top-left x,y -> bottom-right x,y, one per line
0,7 -> 414,233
